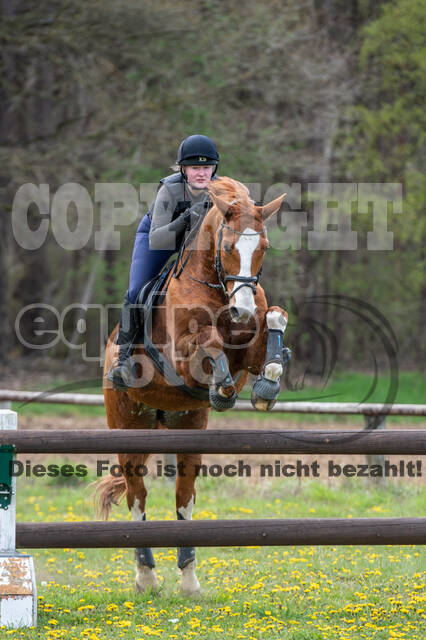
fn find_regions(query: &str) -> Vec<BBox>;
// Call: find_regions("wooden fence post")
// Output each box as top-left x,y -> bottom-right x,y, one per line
364,413 -> 386,481
164,453 -> 177,484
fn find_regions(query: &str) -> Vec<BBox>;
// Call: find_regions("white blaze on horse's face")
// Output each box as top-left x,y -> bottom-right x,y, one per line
230,227 -> 260,323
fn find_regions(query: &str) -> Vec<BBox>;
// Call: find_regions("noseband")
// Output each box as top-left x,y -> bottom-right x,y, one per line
214,221 -> 265,300
187,217 -> 266,302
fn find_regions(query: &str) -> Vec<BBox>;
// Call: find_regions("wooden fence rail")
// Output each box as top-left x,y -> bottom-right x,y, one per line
1,389 -> 425,415
1,429 -> 426,454
15,518 -> 426,548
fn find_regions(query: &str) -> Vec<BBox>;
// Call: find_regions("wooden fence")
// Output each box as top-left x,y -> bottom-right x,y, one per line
1,399 -> 425,628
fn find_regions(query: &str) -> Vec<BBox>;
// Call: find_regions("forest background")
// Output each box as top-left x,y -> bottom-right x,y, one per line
0,0 -> 424,390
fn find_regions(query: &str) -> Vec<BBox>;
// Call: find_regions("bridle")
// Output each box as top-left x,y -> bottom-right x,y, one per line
211,220 -> 265,300
178,206 -> 267,302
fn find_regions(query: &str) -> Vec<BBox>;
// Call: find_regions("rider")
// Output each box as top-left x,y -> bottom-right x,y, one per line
107,134 -> 219,391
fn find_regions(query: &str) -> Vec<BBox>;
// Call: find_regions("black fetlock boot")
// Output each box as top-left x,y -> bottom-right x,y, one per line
107,294 -> 141,391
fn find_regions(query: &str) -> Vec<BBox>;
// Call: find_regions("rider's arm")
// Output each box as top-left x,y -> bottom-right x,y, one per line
149,185 -> 188,250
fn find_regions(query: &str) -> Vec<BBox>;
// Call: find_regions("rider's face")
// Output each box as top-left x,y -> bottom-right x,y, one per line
184,165 -> 214,190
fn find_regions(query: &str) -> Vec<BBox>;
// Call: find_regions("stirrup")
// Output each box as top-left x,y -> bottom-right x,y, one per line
106,356 -> 135,391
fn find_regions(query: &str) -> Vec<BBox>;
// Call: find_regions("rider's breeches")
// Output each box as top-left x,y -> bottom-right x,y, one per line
127,214 -> 175,304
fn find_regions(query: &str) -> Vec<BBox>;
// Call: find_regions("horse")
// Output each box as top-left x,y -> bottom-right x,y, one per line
97,176 -> 289,595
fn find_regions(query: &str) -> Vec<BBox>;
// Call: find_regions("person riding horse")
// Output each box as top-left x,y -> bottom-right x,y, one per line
101,171 -> 291,595
107,134 -> 219,391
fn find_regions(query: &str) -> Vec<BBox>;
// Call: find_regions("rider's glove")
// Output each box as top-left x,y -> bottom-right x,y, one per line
182,199 -> 210,228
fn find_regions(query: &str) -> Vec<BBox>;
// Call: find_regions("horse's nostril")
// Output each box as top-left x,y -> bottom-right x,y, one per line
230,306 -> 252,323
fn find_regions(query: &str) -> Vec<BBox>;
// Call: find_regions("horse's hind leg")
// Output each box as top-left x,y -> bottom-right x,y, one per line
104,392 -> 160,592
175,452 -> 202,595
118,452 -> 160,593
159,408 -> 207,595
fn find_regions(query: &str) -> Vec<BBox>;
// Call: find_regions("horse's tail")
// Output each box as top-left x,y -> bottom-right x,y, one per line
93,474 -> 127,520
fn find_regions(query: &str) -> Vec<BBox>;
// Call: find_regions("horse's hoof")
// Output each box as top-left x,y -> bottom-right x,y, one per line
251,374 -> 280,411
135,565 -> 159,593
179,560 -> 201,596
209,387 -> 237,411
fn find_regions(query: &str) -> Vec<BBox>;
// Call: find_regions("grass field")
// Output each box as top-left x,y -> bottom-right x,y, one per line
5,465 -> 426,639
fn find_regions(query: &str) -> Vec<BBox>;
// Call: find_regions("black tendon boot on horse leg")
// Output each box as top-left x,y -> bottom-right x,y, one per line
208,352 -> 238,411
251,309 -> 291,411
134,514 -> 159,593
107,294 -> 141,391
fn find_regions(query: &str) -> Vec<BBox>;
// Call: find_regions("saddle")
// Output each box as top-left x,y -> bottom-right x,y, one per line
135,259 -> 210,400
136,260 -> 174,310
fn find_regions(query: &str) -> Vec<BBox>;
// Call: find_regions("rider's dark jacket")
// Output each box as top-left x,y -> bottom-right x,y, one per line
127,172 -> 216,303
148,172 -> 215,250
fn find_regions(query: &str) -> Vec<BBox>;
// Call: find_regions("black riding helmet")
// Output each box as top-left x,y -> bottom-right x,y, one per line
177,134 -> 219,176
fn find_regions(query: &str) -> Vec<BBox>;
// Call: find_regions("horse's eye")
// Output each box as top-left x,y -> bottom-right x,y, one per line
223,243 -> 232,253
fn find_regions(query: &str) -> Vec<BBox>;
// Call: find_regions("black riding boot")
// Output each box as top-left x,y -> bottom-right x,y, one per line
107,294 -> 141,391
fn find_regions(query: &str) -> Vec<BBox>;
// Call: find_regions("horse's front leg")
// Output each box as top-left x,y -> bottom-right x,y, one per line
177,325 -> 237,411
119,452 -> 160,593
175,452 -> 201,596
251,306 -> 291,411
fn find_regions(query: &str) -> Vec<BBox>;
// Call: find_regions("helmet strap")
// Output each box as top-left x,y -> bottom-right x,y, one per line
180,163 -> 217,197
180,166 -> 189,201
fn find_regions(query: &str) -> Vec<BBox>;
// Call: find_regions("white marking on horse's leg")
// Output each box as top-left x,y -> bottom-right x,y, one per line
177,495 -> 194,520
264,362 -> 283,381
177,496 -> 200,595
264,310 -> 287,381
130,499 -> 144,522
135,565 -> 159,593
131,498 -> 159,592
266,310 -> 287,332
232,228 -> 260,320
179,559 -> 200,596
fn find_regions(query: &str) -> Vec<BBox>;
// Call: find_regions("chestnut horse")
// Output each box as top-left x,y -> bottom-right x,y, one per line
97,177 -> 289,595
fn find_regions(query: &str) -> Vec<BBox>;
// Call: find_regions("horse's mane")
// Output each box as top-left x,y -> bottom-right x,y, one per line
207,176 -> 251,203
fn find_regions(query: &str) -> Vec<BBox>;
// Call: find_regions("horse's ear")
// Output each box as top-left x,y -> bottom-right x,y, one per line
209,192 -> 236,219
256,193 -> 287,221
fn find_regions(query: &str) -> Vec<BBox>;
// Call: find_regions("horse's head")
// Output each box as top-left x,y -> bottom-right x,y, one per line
208,177 -> 286,323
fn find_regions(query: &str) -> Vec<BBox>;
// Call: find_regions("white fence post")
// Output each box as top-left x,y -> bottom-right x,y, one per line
0,410 -> 37,629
